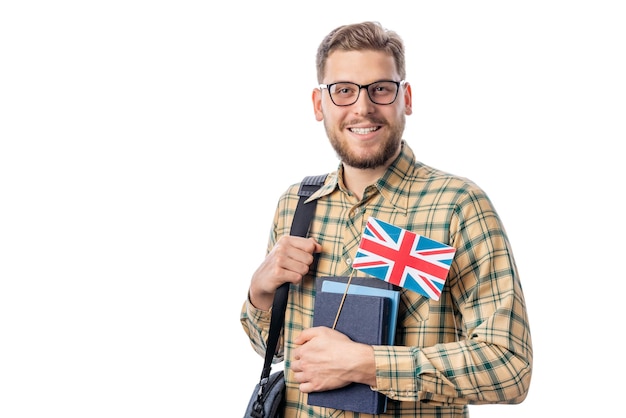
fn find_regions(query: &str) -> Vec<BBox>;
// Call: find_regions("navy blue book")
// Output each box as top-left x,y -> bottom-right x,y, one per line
307,278 -> 393,414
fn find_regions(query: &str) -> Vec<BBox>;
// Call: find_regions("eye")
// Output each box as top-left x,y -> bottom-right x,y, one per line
332,83 -> 358,96
371,82 -> 394,95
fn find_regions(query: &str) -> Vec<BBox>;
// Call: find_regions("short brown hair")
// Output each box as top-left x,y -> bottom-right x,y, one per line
315,21 -> 406,83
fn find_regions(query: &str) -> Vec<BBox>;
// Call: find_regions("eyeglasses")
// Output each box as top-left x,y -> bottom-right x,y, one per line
319,80 -> 406,106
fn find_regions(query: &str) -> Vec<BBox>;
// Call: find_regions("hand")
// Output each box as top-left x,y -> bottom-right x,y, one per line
249,236 -> 322,310
291,326 -> 376,393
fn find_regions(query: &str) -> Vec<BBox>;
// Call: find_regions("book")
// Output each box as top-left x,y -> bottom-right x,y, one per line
321,280 -> 400,345
307,277 -> 398,414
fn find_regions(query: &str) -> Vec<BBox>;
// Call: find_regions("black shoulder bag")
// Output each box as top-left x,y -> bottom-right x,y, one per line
244,174 -> 327,418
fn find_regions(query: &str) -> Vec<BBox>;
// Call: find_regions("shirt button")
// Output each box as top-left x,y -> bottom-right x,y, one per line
345,258 -> 352,266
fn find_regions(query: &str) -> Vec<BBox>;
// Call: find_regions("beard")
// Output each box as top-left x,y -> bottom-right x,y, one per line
325,115 -> 405,169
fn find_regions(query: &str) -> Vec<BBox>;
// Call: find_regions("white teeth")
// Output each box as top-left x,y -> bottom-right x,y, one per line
350,127 -> 378,134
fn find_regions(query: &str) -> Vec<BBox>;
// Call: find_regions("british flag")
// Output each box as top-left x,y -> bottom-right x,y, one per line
352,217 -> 456,300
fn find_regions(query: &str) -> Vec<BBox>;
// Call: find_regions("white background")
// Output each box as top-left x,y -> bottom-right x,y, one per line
1,1 -> 624,417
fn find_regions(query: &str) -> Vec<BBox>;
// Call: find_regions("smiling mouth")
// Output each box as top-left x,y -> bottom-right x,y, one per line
349,127 -> 380,134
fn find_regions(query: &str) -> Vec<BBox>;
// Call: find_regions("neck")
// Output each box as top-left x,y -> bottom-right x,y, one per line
341,143 -> 402,200
342,165 -> 387,200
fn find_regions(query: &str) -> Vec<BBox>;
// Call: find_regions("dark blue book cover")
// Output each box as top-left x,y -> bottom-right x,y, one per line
307,289 -> 390,414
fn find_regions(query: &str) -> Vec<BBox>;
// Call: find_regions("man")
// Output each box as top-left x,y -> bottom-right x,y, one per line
241,21 -> 532,417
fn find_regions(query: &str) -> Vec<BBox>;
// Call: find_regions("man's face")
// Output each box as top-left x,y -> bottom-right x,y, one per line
312,50 -> 412,170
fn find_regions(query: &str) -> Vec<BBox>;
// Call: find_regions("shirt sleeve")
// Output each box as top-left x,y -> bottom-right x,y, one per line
239,295 -> 286,362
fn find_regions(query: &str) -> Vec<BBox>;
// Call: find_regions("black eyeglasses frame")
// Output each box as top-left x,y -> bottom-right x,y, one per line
318,80 -> 407,106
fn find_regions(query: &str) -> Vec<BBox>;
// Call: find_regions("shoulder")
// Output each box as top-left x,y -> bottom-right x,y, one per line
410,162 -> 490,203
397,142 -> 490,203
272,173 -> 333,232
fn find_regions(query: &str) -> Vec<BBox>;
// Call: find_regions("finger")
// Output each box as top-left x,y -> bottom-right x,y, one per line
298,382 -> 313,394
286,236 -> 321,254
294,327 -> 318,345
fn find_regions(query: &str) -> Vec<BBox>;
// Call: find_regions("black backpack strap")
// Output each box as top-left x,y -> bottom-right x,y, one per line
289,174 -> 328,237
259,174 -> 327,381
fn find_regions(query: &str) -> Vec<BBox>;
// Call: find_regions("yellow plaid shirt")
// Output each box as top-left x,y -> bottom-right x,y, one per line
241,141 -> 533,417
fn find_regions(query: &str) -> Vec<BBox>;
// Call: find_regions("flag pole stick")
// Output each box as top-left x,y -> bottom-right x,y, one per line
332,269 -> 355,330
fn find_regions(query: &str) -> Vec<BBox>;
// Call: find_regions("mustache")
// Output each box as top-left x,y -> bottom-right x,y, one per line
342,117 -> 387,127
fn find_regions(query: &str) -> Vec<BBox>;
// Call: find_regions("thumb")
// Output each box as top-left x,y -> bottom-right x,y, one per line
309,238 -> 323,253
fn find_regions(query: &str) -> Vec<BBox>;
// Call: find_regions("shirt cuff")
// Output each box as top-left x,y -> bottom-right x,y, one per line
245,294 -> 272,326
372,345 -> 419,400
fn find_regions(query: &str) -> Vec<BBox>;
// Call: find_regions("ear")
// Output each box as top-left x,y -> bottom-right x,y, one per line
312,88 -> 324,121
403,82 -> 413,115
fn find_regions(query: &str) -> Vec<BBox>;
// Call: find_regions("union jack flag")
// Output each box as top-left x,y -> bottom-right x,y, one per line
352,217 -> 456,300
